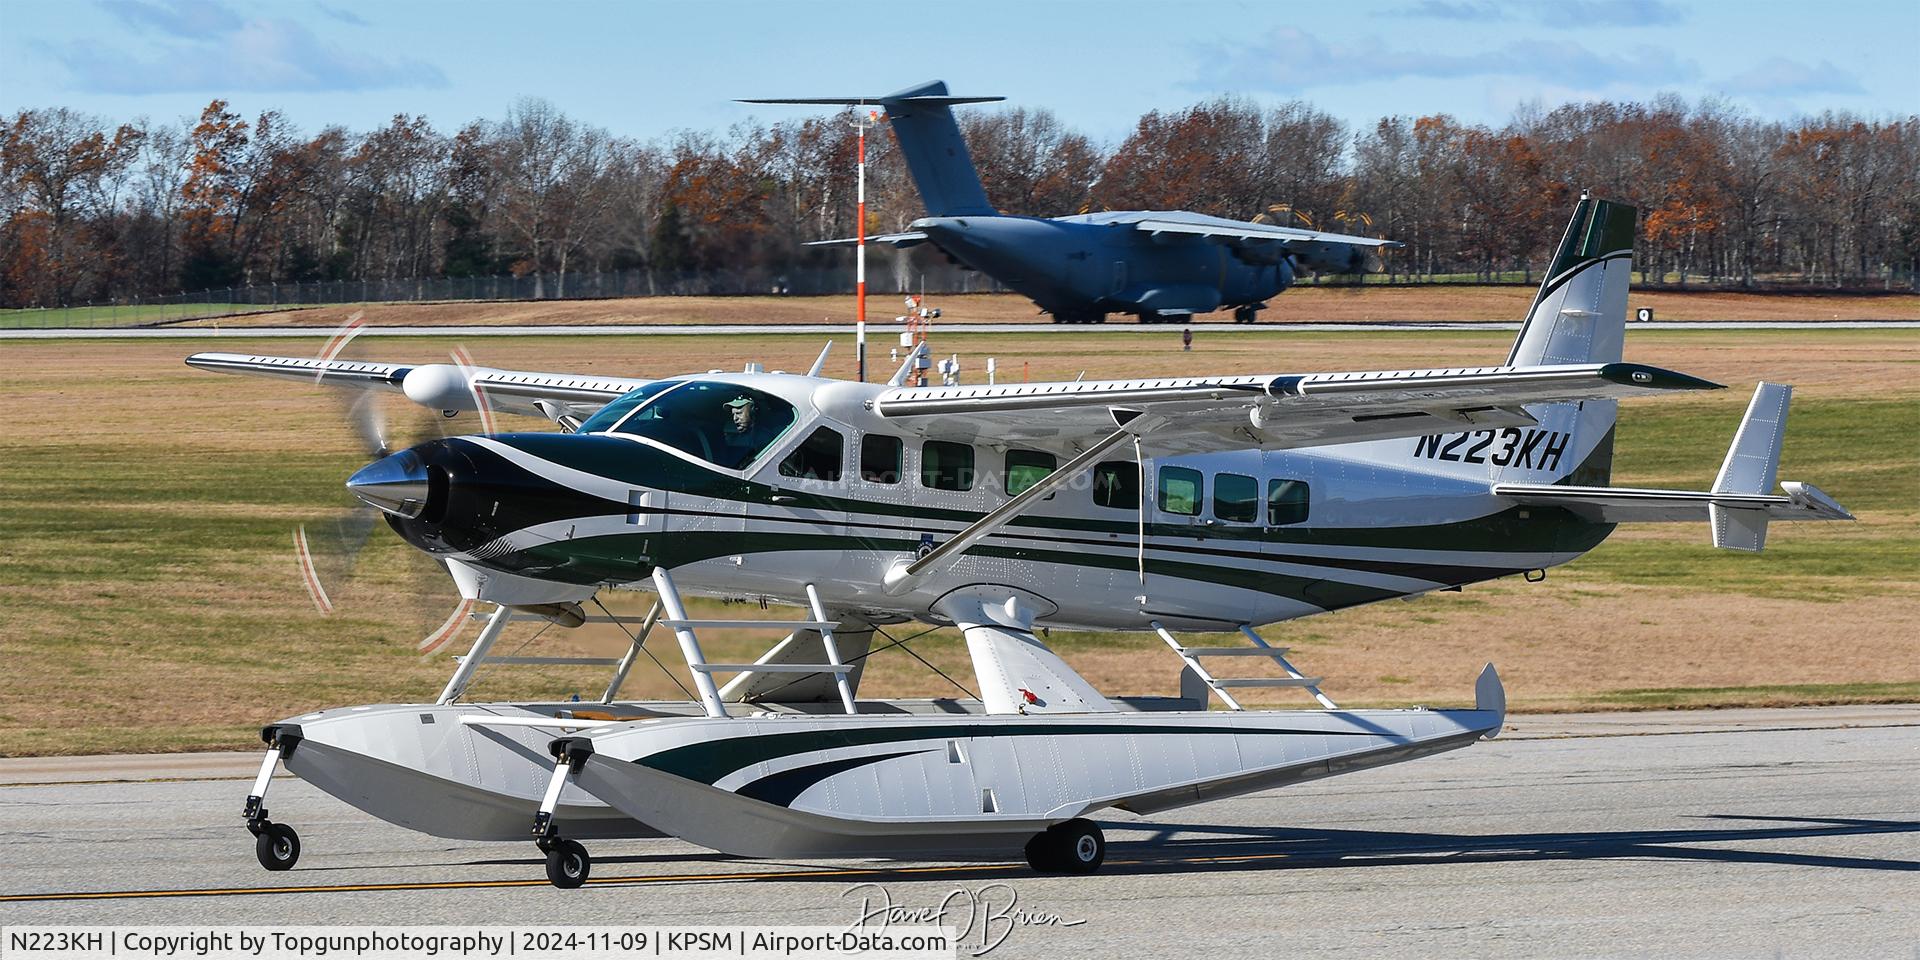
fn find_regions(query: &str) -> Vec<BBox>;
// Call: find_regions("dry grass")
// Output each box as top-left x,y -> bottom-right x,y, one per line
171,287 -> 1920,328
0,327 -> 1913,756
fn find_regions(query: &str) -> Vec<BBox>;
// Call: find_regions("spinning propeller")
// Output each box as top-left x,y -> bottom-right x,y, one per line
290,313 -> 500,655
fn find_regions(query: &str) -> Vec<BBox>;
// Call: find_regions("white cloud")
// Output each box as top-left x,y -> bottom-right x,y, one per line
1197,27 -> 1697,94
1392,0 -> 1686,27
98,0 -> 242,38
58,0 -> 441,94
1535,0 -> 1686,28
316,4 -> 371,28
1393,0 -> 1504,20
1720,57 -> 1865,96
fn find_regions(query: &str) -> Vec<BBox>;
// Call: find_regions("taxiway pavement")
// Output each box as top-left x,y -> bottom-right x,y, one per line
2,705 -> 1916,958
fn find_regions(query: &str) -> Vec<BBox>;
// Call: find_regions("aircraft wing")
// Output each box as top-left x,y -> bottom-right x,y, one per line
185,352 -> 650,419
872,362 -> 1721,453
1129,215 -> 1401,271
1130,217 -> 1401,249
803,231 -> 930,249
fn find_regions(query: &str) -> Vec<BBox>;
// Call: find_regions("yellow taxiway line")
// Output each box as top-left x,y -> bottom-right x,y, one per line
0,852 -> 1297,903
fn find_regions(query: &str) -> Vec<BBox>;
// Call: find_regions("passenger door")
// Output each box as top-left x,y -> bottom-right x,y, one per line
755,423 -> 850,569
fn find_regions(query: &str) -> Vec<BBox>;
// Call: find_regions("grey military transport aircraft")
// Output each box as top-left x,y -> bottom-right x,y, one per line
744,81 -> 1401,324
190,195 -> 1851,888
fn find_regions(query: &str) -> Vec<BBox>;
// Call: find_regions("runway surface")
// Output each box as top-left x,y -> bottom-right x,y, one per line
3,706 -> 1916,958
4,319 -> 1916,339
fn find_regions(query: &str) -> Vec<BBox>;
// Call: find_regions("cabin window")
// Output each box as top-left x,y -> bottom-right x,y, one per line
1158,465 -> 1203,516
860,433 -> 903,484
1005,449 -> 1057,497
1214,472 -> 1259,523
1268,478 -> 1311,525
1091,461 -> 1139,510
778,426 -> 843,481
921,440 -> 976,492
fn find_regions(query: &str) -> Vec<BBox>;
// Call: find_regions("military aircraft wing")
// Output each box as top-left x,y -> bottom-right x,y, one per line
803,231 -> 930,248
185,352 -> 650,418
872,362 -> 1720,454
1127,212 -> 1402,249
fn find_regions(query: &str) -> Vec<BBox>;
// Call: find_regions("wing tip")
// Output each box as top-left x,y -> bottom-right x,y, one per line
1599,362 -> 1724,392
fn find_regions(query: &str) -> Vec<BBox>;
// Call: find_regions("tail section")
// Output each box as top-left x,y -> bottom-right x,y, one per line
878,80 -> 999,217
1498,194 -> 1638,487
739,80 -> 1001,217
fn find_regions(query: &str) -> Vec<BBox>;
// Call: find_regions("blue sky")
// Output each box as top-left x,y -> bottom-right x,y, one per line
2,0 -> 1914,143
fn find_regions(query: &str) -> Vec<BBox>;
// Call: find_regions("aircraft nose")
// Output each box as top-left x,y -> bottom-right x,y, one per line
347,448 -> 433,519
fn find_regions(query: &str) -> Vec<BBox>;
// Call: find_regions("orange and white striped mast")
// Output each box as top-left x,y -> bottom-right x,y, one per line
854,108 -> 878,382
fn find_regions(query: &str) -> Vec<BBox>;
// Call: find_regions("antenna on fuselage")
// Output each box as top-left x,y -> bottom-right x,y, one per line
808,340 -> 834,378
887,340 -> 929,387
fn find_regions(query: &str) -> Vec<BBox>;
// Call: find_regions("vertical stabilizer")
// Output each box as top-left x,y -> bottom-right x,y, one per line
879,81 -> 999,217
1497,195 -> 1638,486
1508,194 -> 1636,367
1710,382 -> 1792,552
738,81 -> 1002,218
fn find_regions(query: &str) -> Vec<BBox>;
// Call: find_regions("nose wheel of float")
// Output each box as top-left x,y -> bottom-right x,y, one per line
540,837 -> 591,888
243,725 -> 304,871
253,821 -> 301,870
533,736 -> 598,888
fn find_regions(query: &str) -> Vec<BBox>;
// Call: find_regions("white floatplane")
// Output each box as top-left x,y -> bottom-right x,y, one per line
194,195 -> 1852,886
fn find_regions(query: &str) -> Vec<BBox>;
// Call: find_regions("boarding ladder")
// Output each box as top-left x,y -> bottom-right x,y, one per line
436,569 -> 858,716
651,568 -> 857,717
1151,621 -> 1337,711
440,602 -> 666,706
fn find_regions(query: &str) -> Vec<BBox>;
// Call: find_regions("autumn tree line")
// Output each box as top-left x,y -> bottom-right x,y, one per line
3,94 -> 1916,309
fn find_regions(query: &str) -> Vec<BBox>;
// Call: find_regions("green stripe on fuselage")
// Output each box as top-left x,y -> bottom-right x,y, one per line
489,434 -> 1613,604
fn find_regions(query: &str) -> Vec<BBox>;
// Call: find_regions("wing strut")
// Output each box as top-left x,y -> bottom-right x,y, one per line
883,413 -> 1160,594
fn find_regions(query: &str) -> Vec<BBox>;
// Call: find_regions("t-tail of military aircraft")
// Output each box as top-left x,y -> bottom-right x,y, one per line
741,80 -> 1002,218
745,81 -> 1403,324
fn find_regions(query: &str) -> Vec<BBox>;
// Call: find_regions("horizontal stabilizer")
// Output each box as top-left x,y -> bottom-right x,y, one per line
1492,481 -> 1854,524
1491,382 -> 1852,551
803,231 -> 929,248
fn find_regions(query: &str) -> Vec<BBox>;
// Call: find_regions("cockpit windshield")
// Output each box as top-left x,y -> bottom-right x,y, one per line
593,380 -> 797,470
577,379 -> 683,434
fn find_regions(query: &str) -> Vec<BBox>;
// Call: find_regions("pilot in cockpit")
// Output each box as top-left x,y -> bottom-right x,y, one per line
722,395 -> 758,451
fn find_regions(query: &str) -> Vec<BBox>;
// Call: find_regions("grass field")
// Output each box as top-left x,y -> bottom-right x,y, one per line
0,301 -> 325,330
7,287 -> 1915,331
0,327 -> 1914,756
155,287 -> 1920,328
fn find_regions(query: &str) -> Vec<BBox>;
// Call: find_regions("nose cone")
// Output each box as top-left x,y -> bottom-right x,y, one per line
347,449 -> 431,518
